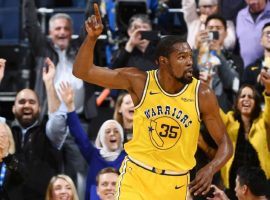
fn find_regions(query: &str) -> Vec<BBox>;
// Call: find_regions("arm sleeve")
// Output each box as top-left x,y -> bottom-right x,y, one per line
46,104 -> 69,150
110,48 -> 132,69
23,0 -> 47,56
263,94 -> 270,126
182,0 -> 199,25
223,20 -> 236,50
217,53 -> 239,90
67,111 -> 95,162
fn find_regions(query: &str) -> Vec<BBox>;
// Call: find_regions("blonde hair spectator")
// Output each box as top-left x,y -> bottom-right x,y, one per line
45,174 -> 79,200
0,122 -> 15,158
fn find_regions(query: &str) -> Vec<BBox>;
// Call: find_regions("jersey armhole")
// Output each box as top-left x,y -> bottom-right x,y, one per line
134,71 -> 150,110
195,80 -> 201,122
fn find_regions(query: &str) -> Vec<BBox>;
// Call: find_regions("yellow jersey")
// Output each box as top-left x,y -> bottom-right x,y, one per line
125,70 -> 201,171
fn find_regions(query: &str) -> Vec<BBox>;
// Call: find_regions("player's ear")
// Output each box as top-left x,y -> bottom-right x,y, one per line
159,56 -> 168,65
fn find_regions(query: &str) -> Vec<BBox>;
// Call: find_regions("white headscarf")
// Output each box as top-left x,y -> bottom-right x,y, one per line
95,119 -> 124,161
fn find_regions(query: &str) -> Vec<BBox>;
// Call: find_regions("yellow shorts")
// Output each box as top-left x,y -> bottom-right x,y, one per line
115,157 -> 190,200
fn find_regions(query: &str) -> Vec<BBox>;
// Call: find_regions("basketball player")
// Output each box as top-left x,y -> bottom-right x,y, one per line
73,4 -> 233,199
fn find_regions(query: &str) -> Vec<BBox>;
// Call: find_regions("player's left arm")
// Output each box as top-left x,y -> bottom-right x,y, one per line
189,83 -> 233,196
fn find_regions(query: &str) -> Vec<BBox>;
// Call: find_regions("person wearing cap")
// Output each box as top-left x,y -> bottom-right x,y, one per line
182,0 -> 236,50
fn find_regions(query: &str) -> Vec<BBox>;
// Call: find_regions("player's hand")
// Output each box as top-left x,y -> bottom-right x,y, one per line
42,57 -> 56,83
85,3 -> 104,40
0,58 -> 6,83
58,81 -> 75,112
189,164 -> 214,196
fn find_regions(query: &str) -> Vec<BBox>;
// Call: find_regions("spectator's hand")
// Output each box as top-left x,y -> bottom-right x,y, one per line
207,185 -> 229,200
200,14 -> 207,24
58,82 -> 75,112
125,28 -> 148,52
0,58 -> 6,83
42,57 -> 56,83
0,123 -> 9,161
195,30 -> 209,49
199,70 -> 213,86
189,164 -> 214,196
259,68 -> 270,94
85,3 -> 104,40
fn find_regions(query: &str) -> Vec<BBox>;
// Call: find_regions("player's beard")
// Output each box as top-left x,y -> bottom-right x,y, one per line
176,76 -> 193,84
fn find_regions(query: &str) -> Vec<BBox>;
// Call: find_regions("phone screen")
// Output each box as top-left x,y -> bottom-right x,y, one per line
140,31 -> 160,41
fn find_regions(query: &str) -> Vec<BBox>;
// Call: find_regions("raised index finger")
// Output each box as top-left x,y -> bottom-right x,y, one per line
93,3 -> 102,24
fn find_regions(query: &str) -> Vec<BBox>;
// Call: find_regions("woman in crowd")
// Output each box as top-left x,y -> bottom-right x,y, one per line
219,69 -> 270,199
45,174 -> 79,200
0,121 -> 25,200
113,92 -> 134,142
58,82 -> 126,200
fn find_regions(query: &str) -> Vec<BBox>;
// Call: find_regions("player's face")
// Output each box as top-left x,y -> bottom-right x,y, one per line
235,176 -> 245,200
97,173 -> 118,200
104,122 -> 122,152
119,94 -> 134,124
51,178 -> 73,200
12,89 -> 40,128
167,42 -> 193,84
237,87 -> 255,117
49,18 -> 72,50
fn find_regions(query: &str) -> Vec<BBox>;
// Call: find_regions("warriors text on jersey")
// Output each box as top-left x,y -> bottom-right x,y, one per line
124,69 -> 201,171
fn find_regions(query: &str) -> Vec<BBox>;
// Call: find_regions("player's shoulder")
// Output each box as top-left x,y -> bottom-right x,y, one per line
198,82 -> 216,101
116,67 -> 147,76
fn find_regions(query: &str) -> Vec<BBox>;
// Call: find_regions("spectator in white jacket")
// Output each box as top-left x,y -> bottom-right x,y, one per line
182,0 -> 236,50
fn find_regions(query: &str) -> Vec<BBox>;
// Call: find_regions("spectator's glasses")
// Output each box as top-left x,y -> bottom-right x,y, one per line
262,31 -> 270,37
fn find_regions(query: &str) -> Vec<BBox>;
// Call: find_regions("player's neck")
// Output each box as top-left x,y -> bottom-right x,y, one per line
157,70 -> 186,94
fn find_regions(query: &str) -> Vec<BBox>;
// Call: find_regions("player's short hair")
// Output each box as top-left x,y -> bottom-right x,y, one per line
155,35 -> 187,62
237,166 -> 269,196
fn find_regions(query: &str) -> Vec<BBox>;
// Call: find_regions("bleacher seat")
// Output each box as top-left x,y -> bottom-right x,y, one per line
0,0 -> 21,45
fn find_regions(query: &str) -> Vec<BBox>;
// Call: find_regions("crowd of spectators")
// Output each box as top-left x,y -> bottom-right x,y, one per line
0,0 -> 270,200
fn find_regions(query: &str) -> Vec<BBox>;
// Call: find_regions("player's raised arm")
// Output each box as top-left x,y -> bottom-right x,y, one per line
189,83 -> 233,196
73,3 -> 146,104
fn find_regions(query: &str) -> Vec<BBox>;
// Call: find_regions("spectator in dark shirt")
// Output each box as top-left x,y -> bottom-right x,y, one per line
242,22 -> 270,99
9,58 -> 68,200
0,121 -> 26,200
110,13 -> 157,71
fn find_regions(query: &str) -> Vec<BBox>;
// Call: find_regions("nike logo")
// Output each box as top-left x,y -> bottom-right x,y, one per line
175,185 -> 184,190
149,91 -> 160,95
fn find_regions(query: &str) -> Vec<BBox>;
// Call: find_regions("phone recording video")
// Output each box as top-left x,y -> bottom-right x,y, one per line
140,31 -> 160,41
208,31 -> 219,41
